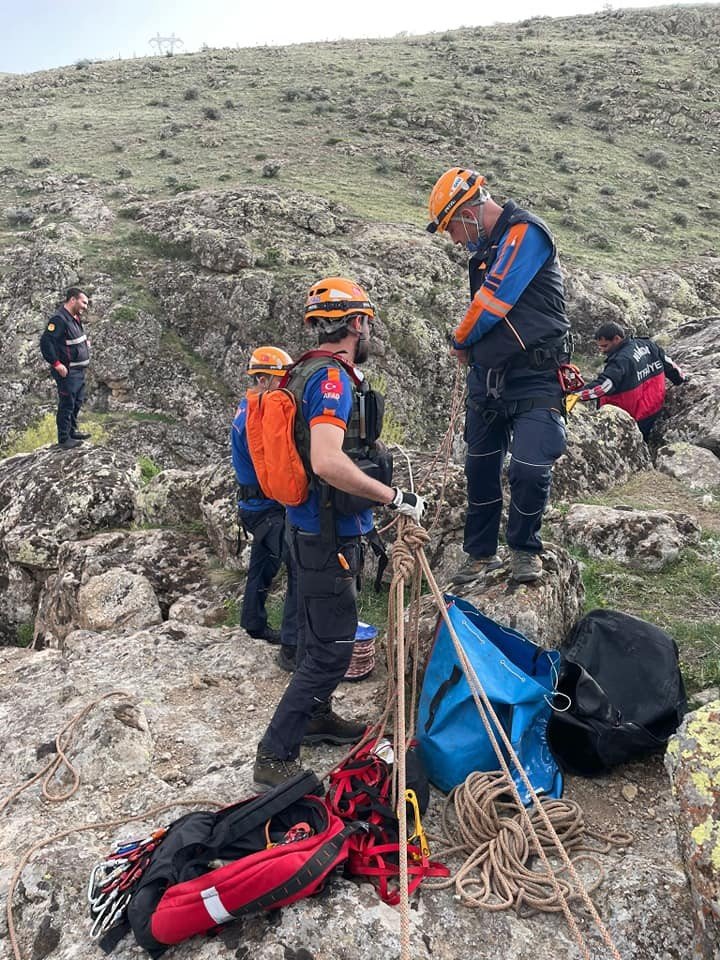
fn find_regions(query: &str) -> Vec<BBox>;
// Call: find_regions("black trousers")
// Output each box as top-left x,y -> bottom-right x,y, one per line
239,507 -> 297,645
260,530 -> 360,760
52,369 -> 85,442
464,405 -> 566,556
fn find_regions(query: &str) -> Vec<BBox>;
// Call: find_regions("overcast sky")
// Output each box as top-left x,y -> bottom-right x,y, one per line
1,0 -> 711,74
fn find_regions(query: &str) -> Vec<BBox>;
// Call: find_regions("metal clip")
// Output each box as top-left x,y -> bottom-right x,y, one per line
404,789 -> 430,860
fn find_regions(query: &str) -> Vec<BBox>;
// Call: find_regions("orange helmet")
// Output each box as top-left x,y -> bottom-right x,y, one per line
247,346 -> 293,377
426,167 -> 487,234
304,277 -> 375,327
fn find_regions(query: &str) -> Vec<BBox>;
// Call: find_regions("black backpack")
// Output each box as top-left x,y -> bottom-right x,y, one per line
547,609 -> 687,776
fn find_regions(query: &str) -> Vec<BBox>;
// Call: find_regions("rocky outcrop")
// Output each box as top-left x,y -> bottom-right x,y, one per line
658,318 -> 720,455
551,404 -> 651,500
134,467 -> 209,527
0,610 -> 693,960
547,503 -> 701,571
665,701 -> 720,960
411,543 -> 584,667
34,528 -> 225,648
656,442 -> 720,494
0,445 -> 139,644
76,569 -> 163,633
565,262 -> 720,348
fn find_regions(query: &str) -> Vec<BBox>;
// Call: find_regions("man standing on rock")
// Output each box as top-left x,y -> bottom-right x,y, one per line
253,277 -> 424,790
427,168 -> 570,585
40,287 -> 92,450
232,346 -> 298,671
572,321 -> 688,441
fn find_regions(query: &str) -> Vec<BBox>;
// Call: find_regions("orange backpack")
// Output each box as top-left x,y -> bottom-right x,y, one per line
245,387 -> 310,507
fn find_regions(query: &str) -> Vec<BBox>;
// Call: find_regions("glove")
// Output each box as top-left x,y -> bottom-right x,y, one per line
388,487 -> 425,524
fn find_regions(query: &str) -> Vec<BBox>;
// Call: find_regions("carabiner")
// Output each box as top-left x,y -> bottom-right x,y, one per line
404,789 -> 430,860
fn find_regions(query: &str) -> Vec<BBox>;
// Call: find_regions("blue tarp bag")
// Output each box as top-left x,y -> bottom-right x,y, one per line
416,595 -> 563,804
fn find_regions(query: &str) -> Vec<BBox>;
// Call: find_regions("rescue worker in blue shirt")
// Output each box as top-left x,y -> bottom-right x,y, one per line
427,168 -> 571,584
254,277 -> 425,790
39,287 -> 92,450
231,346 -> 297,671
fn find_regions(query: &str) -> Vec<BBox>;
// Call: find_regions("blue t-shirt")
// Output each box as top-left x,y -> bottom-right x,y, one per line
287,367 -> 374,537
230,397 -> 276,512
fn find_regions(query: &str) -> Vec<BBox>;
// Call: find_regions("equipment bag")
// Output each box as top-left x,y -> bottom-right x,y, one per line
547,609 -> 688,776
326,738 -> 447,905
245,388 -> 309,507
416,595 -> 563,803
98,772 -> 359,957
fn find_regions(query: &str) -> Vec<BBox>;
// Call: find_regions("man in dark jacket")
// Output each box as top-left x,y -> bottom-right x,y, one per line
427,168 -> 570,584
39,287 -> 91,450
574,321 -> 687,440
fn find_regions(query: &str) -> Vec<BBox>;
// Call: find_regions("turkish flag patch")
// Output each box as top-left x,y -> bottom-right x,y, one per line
321,379 -> 343,399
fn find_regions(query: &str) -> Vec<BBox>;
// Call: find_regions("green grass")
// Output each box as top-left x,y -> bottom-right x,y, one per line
572,545 -> 720,693
137,454 -> 162,484
15,623 -> 34,647
1,6 -> 718,270
0,412 -> 108,456
222,598 -> 241,628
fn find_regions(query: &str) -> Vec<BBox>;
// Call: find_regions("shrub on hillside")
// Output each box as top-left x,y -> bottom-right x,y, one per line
183,87 -> 200,101
643,148 -> 669,168
202,106 -> 221,120
28,155 -> 51,168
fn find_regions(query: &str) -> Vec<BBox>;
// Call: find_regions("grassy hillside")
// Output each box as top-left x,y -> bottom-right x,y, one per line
1,4 -> 718,271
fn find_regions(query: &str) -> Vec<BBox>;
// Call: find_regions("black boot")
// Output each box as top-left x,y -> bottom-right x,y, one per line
71,431 -> 91,440
58,437 -> 82,450
277,645 -> 297,673
253,746 -> 304,792
248,626 -> 282,644
303,702 -> 367,746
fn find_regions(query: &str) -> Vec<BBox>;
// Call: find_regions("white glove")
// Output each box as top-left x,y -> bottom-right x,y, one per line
388,487 -> 425,524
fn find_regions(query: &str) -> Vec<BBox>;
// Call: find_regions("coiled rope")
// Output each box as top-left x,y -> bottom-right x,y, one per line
426,770 -> 629,915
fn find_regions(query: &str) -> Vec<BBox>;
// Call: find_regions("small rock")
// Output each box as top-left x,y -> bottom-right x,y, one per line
622,783 -> 639,802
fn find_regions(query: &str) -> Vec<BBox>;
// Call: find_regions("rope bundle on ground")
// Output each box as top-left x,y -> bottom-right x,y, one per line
426,770 -> 630,915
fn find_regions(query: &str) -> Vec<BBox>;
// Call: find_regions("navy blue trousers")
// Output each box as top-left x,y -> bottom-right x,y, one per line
52,369 -> 85,442
240,507 -> 297,645
261,531 -> 360,760
464,405 -> 566,557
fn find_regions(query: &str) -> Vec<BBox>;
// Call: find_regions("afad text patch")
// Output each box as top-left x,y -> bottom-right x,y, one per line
321,378 -> 343,402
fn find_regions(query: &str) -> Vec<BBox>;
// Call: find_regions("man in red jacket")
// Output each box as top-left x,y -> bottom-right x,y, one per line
574,322 -> 688,440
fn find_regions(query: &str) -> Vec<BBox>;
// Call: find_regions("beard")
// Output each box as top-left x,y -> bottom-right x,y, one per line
355,336 -> 370,365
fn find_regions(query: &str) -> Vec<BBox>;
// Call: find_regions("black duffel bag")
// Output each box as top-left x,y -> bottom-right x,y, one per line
547,609 -> 687,776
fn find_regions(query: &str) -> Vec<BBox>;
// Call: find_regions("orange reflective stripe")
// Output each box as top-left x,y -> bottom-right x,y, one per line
474,288 -> 512,317
454,297 -> 482,344
489,222 -> 528,281
454,287 -> 512,344
326,367 -> 341,381
310,415 -> 347,430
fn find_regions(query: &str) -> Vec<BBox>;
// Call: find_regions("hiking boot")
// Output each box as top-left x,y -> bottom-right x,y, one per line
58,437 -> 82,450
510,550 -> 543,583
303,703 -> 367,746
277,644 -> 297,673
248,626 -> 282,644
253,747 -> 304,792
450,554 -> 503,586
70,431 -> 91,440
